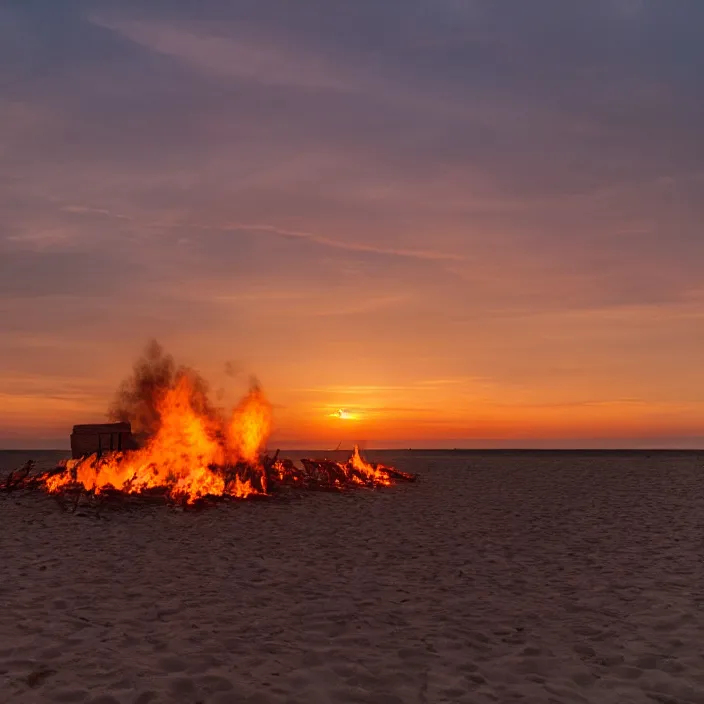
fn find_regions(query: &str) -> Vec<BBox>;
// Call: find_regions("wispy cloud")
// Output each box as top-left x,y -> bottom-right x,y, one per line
61,205 -> 133,221
295,385 -> 423,395
216,223 -> 465,262
5,226 -> 81,250
309,295 -> 410,317
415,377 -> 486,387
297,378 -> 488,394
90,15 -> 355,92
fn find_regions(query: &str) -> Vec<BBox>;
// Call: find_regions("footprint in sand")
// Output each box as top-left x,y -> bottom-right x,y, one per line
156,655 -> 188,673
25,667 -> 57,688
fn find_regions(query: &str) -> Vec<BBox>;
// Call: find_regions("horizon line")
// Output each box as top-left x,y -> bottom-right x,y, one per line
1,446 -> 701,453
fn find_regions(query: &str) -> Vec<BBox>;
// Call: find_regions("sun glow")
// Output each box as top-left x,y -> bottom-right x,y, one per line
330,408 -> 358,421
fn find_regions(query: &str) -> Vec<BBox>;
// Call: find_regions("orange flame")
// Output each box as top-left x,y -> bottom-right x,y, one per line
228,385 -> 271,464
31,348 -> 415,505
44,373 -> 264,503
349,445 -> 393,486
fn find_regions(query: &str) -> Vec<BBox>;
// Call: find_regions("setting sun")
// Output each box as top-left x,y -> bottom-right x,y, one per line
329,409 -> 359,421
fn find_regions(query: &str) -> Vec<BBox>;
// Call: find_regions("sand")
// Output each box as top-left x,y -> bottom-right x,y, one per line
1,450 -> 704,703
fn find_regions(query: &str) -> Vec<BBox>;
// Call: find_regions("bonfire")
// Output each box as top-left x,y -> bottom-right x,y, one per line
2,343 -> 415,508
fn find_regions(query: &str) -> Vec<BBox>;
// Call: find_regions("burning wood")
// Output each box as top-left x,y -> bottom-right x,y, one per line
1,446 -> 415,508
1,343 -> 415,507
3,460 -> 34,491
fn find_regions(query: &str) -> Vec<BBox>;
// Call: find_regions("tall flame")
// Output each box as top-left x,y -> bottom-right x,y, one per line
349,444 -> 393,486
228,385 -> 271,464
28,343 -> 416,505
46,372 -> 266,503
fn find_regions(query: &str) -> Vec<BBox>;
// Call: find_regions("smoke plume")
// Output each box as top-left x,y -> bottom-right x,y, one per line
108,340 -> 218,438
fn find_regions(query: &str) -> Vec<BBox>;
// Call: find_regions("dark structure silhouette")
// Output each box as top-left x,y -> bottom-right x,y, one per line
70,422 -> 138,459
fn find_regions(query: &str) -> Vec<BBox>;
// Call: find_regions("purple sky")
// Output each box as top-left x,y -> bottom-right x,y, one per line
1,1 -> 703,449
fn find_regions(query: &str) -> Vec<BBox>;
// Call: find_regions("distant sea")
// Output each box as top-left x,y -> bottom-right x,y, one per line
1,448 -> 701,477
0,449 -> 70,474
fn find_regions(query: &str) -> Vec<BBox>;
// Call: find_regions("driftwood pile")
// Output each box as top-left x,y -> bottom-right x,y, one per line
298,458 -> 415,488
2,461 -> 42,492
1,452 -> 417,513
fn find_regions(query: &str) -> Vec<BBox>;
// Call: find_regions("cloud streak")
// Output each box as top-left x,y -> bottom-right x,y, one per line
0,1 -> 702,447
91,15 -> 357,92
215,223 -> 465,262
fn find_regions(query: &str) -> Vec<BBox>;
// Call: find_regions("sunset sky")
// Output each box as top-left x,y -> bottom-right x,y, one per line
1,1 -> 703,449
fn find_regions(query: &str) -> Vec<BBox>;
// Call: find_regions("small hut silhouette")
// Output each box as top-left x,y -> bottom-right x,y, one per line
70,422 -> 138,459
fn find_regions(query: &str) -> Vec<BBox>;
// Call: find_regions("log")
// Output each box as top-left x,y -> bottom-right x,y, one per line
2,460 -> 34,492
300,459 -> 349,487
260,450 -> 279,493
384,467 -> 417,482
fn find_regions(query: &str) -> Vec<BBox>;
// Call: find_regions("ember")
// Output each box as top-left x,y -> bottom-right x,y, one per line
2,343 -> 415,506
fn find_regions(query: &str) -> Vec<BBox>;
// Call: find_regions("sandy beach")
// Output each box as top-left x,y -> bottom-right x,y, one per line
1,450 -> 703,703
